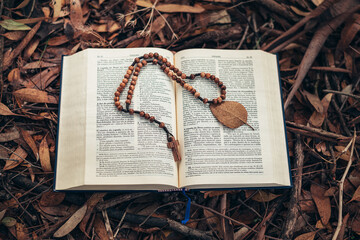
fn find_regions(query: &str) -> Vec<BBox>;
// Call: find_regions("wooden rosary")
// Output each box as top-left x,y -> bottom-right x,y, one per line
114,52 -> 250,162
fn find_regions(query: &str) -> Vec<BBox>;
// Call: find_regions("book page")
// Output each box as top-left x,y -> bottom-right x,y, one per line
82,48 -> 178,190
175,49 -> 290,189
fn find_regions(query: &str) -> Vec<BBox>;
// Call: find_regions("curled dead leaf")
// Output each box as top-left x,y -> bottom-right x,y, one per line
39,136 -> 52,172
40,191 -> 66,206
210,101 -> 253,129
4,146 -> 27,170
349,185 -> 360,202
0,103 -> 18,116
13,88 -> 58,104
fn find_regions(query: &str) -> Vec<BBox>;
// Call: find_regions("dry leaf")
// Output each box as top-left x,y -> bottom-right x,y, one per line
8,68 -> 21,82
136,1 -> 205,13
93,214 -> 110,240
302,90 -> 323,113
70,0 -> 84,30
52,0 -> 62,21
39,136 -> 52,172
334,145 -> 354,161
79,193 -> 106,233
0,210 -> 6,221
0,19 -> 31,31
53,204 -> 87,238
1,217 -> 17,227
0,103 -> 18,116
310,184 -> 331,225
20,128 -> 39,160
4,146 -> 28,170
2,31 -> 27,41
13,88 -> 58,104
40,191 -> 66,206
16,223 -> 28,240
294,231 -> 316,240
210,101 -> 252,129
349,185 -> 360,202
204,190 -> 237,198
251,190 -> 280,202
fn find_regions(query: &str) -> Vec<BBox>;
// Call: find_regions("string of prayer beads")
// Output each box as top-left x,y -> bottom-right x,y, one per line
114,52 -> 229,162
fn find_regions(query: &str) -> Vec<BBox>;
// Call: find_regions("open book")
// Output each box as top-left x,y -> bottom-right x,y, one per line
55,48 -> 291,191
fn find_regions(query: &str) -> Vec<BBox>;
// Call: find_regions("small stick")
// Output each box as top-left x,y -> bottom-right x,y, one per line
332,130 -> 356,240
323,89 -> 360,100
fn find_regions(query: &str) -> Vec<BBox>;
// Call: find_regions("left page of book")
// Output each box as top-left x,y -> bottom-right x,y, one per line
57,48 -> 178,190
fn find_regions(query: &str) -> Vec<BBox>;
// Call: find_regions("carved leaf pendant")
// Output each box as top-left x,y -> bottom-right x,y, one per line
210,101 -> 254,130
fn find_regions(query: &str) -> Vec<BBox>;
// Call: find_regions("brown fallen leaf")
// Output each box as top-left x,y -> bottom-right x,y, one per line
349,185 -> 360,202
0,103 -> 18,116
52,0 -> 62,21
23,38 -> 40,60
40,191 -> 66,206
301,90 -> 323,113
7,68 -> 21,82
310,183 -> 331,225
22,61 -> 58,70
136,1 -> 205,13
16,222 -> 28,240
23,67 -> 61,89
53,204 -> 87,238
70,0 -> 84,30
13,88 -> 58,104
39,136 -> 52,172
2,31 -> 27,41
204,190 -> 238,198
210,101 -> 253,129
251,190 -> 281,202
4,146 -> 28,171
308,93 -> 333,127
19,128 -> 39,160
93,214 -> 110,240
294,231 -> 316,240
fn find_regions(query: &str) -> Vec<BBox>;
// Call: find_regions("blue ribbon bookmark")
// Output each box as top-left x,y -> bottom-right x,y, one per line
181,188 -> 191,224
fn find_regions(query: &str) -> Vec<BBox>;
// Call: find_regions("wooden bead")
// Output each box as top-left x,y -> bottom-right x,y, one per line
190,74 -> 195,79
141,59 -> 147,66
218,81 -> 223,86
210,75 -> 215,80
125,99 -> 131,104
131,80 -> 136,85
221,89 -> 226,94
128,66 -> 134,71
115,91 -> 120,97
221,95 -> 226,100
153,59 -> 158,65
166,62 -> 171,67
154,52 -> 159,58
176,78 -> 181,83
149,52 -> 154,58
217,97 -> 222,103
221,85 -> 226,90
203,98 -> 208,104
184,83 -> 189,89
120,83 -> 126,88
132,76 -> 138,81
135,67 -> 140,72
124,74 -> 130,79
191,89 -> 196,94
149,116 -> 155,122
160,64 -> 166,70
205,73 -> 211,79
167,72 -> 173,77
135,57 -> 140,63
181,73 -> 186,79
117,87 -> 122,92
117,105 -> 123,111
180,81 -> 185,86
187,85 -> 193,91
126,70 -> 132,75
137,63 -> 143,68
140,111 -> 145,117
170,65 -> 175,70
158,55 -> 163,61
115,101 -> 120,107
177,71 -> 182,76
143,53 -> 149,59
200,72 -> 205,78
129,85 -> 135,90
173,68 -> 179,73
128,90 -> 133,95
164,67 -> 169,73
114,96 -> 119,101
194,92 -> 200,98
172,75 -> 177,80
133,71 -> 139,76
122,78 -> 128,84
213,98 -> 218,104
144,113 -> 150,119
129,109 -> 134,115
162,58 -> 167,63
214,77 -> 219,83
159,122 -> 165,128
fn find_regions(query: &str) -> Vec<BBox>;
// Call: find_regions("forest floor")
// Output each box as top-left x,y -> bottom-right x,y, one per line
0,0 -> 360,239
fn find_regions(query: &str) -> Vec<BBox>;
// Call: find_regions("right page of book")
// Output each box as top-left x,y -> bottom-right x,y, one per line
175,49 -> 290,189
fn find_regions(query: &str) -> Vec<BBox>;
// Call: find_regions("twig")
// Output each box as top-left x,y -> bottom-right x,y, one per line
323,89 -> 360,100
282,134 -> 304,239
332,130 -> 356,240
96,192 -> 150,211
236,17 -> 250,50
